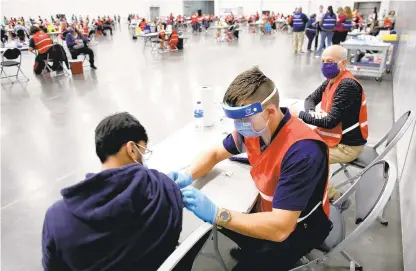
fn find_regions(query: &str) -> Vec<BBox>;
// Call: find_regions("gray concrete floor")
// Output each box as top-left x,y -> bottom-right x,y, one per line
1,25 -> 402,270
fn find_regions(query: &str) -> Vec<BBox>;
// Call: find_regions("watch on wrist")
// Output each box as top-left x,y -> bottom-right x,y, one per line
215,208 -> 231,227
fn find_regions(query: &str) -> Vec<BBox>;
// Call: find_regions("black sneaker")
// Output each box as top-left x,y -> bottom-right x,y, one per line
90,65 -> 97,70
230,247 -> 243,261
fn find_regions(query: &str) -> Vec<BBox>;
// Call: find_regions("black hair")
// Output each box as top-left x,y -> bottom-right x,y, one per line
328,6 -> 334,17
373,7 -> 378,21
95,112 -> 148,163
30,26 -> 41,34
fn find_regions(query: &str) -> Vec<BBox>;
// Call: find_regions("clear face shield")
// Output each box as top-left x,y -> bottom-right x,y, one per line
222,88 -> 277,145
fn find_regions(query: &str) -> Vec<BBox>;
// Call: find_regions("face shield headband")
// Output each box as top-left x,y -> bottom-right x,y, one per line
222,88 -> 277,141
222,87 -> 277,120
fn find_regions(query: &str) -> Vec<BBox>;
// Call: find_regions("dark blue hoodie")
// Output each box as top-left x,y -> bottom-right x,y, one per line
42,164 -> 183,271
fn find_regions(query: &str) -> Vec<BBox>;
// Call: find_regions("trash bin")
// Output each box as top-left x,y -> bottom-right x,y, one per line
69,60 -> 83,74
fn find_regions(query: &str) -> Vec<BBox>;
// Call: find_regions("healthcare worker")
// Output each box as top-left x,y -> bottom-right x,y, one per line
169,67 -> 332,271
290,7 -> 308,54
28,26 -> 53,74
290,45 -> 368,201
316,5 -> 336,57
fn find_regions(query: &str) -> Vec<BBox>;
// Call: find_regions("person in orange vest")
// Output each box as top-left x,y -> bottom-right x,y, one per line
168,30 -> 179,51
191,12 -> 199,32
82,24 -> 89,37
383,16 -> 393,29
168,67 -> 332,271
290,45 -> 368,201
352,9 -> 363,30
139,18 -> 146,31
28,26 -> 54,74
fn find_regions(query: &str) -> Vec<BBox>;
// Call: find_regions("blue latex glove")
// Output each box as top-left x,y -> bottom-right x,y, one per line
181,186 -> 218,224
167,171 -> 193,188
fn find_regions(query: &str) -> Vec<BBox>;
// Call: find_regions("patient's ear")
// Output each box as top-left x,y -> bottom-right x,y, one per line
125,141 -> 137,160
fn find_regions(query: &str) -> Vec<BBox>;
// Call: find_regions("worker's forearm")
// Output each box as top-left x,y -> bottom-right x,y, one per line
222,211 -> 289,242
188,150 -> 218,180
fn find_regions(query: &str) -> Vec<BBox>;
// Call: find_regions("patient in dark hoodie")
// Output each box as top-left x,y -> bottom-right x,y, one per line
42,112 -> 185,271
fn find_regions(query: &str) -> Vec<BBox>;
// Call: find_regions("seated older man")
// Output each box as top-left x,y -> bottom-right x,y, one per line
290,45 -> 368,201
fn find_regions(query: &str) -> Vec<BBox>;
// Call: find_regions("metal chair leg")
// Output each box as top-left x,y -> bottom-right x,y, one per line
212,226 -> 228,271
17,67 -> 29,82
377,208 -> 389,226
330,164 -> 346,178
341,250 -> 362,271
1,68 -> 14,84
16,64 -> 20,78
299,256 -> 316,271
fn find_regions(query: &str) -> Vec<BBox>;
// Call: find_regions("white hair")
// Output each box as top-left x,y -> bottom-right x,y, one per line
339,47 -> 347,60
323,45 -> 348,61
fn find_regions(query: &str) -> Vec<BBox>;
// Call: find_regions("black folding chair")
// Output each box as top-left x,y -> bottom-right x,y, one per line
41,45 -> 70,76
1,48 -> 29,84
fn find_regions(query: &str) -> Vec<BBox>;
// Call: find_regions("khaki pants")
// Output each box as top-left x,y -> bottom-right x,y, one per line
293,32 -> 304,53
327,144 -> 364,200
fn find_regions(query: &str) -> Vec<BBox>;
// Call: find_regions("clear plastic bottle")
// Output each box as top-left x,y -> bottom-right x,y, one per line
194,101 -> 204,131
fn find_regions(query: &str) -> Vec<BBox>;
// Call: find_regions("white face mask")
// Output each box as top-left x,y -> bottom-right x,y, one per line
133,144 -> 152,168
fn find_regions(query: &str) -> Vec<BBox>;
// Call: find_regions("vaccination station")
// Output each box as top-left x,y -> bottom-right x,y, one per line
1,0 -> 416,270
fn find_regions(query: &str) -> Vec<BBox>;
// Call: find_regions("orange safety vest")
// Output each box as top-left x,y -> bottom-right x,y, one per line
315,70 -> 368,147
384,18 -> 393,29
83,26 -> 89,36
170,31 -> 179,43
32,31 -> 53,54
243,116 -> 330,219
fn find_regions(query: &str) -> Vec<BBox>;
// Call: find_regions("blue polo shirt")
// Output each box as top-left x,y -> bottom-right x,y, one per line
223,108 -> 328,217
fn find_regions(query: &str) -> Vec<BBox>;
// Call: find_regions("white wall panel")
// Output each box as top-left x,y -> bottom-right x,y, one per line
0,0 -> 183,20
1,0 -> 393,19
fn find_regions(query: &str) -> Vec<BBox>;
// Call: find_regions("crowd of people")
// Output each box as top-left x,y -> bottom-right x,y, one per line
1,14 -> 121,73
1,7 -> 398,75
287,5 -> 397,56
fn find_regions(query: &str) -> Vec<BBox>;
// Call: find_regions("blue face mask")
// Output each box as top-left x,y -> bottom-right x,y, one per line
321,62 -> 340,79
234,120 -> 267,138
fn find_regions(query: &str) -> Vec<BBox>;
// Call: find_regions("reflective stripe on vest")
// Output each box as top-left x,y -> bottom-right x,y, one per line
258,178 -> 329,223
35,38 -> 51,46
38,44 -> 53,52
343,19 -> 353,30
293,13 -> 305,30
322,14 -> 336,30
317,130 -> 341,138
259,190 -> 273,201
